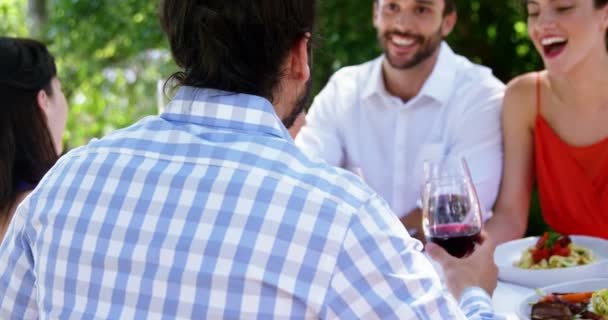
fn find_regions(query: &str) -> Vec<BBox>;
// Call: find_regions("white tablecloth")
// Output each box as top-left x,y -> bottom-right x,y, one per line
492,281 -> 533,319
424,252 -> 533,319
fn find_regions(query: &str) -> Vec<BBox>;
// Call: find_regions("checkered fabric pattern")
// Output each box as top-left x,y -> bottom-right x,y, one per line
0,87 -> 493,319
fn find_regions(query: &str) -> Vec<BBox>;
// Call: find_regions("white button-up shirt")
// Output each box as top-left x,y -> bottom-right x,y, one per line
296,43 -> 505,219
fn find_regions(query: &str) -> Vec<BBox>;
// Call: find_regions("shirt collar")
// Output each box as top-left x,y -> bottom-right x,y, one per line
361,56 -> 391,101
419,42 -> 457,105
161,86 -> 291,140
362,42 -> 457,106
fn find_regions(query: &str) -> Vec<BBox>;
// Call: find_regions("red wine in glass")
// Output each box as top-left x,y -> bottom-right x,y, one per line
427,223 -> 481,258
422,159 -> 484,258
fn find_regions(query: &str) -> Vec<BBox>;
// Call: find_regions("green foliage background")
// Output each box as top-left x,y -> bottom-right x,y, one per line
0,0 -> 548,234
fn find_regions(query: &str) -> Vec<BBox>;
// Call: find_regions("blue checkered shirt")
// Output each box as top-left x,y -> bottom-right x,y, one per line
0,87 -> 494,319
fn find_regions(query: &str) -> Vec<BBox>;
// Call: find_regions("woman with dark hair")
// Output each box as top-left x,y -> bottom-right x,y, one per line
0,37 -> 68,241
487,0 -> 608,242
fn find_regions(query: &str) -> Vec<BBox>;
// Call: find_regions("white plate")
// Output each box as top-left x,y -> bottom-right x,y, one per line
517,278 -> 608,320
494,235 -> 608,288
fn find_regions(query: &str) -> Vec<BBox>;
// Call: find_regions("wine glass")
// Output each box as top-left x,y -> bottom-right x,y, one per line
421,158 -> 483,258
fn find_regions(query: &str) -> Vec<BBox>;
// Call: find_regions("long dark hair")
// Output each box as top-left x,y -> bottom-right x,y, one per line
160,0 -> 316,103
595,0 -> 608,51
0,37 -> 58,215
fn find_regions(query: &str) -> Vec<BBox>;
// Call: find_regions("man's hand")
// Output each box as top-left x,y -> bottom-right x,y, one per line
400,208 -> 425,243
425,230 -> 498,300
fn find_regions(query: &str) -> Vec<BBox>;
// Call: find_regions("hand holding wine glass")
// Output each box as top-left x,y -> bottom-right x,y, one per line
426,230 -> 498,299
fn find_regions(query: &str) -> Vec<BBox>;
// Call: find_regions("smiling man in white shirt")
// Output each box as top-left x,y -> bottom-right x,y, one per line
296,0 -> 505,239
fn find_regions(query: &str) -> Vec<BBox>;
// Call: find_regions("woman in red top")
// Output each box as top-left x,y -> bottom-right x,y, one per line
487,0 -> 608,243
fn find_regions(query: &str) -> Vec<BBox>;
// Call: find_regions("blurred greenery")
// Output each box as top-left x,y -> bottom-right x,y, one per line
0,0 -> 548,235
0,0 -> 28,36
525,189 -> 552,237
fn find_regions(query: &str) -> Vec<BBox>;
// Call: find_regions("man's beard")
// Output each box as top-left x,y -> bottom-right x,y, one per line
282,76 -> 312,129
379,26 -> 443,70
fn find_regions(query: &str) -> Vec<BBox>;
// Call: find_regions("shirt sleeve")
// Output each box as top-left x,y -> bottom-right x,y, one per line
459,287 -> 494,319
320,194 -> 494,320
0,201 -> 39,319
447,84 -> 505,220
295,76 -> 344,167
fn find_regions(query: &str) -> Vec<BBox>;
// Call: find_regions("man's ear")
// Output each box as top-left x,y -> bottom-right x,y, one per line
288,33 -> 311,82
441,11 -> 457,37
373,1 -> 379,29
37,89 -> 50,116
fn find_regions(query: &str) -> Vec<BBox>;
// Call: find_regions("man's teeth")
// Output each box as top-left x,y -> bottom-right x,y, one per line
541,37 -> 567,46
392,37 -> 415,46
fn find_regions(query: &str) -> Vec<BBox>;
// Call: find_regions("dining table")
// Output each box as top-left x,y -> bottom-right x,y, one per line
426,253 -> 534,319
492,281 -> 534,319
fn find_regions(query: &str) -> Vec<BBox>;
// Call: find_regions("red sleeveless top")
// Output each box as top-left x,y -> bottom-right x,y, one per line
534,74 -> 608,238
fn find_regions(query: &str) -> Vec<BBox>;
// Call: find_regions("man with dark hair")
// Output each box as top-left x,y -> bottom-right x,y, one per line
0,1 -> 497,318
378,0 -> 456,15
297,0 -> 505,241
